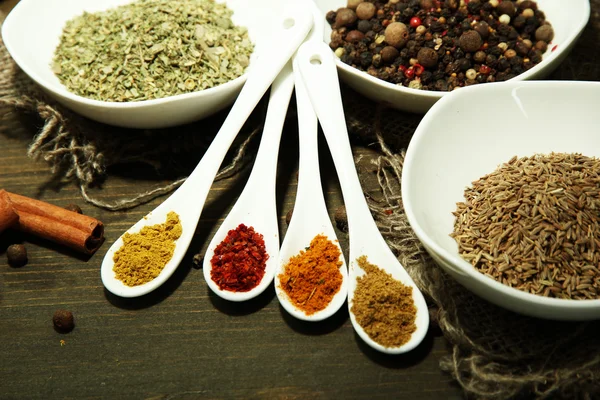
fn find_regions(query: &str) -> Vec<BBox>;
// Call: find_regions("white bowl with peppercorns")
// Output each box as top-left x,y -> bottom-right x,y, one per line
314,0 -> 590,113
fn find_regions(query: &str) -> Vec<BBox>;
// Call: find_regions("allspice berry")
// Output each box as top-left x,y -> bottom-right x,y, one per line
285,209 -> 293,226
380,46 -> 399,63
7,244 -> 28,267
473,21 -> 490,39
417,47 -> 438,68
345,30 -> 365,43
496,0 -> 516,17
535,25 -> 554,43
458,30 -> 483,53
355,2 -> 376,20
335,8 -> 357,28
384,22 -> 409,49
53,310 -> 75,333
346,0 -> 363,10
64,203 -> 82,214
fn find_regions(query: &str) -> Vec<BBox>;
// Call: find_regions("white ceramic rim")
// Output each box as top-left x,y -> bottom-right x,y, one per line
331,0 -> 591,100
403,80 -> 600,309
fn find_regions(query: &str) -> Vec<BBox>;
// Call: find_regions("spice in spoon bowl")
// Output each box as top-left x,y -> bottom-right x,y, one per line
1,0 -> 298,128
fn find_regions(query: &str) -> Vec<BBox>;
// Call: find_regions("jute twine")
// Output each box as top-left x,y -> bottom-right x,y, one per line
2,4 -> 600,398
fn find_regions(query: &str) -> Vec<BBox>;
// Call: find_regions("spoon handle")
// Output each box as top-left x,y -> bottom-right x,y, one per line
176,5 -> 313,212
244,62 -> 294,194
296,41 -> 380,243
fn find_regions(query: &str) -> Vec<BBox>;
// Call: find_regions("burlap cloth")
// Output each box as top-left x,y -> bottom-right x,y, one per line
2,3 -> 600,398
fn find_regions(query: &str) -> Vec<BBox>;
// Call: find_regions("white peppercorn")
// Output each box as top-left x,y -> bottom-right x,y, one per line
499,14 -> 511,25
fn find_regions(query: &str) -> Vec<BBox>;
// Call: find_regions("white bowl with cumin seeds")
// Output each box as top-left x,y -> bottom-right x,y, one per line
313,0 -> 590,114
402,80 -> 600,321
1,0 -> 294,129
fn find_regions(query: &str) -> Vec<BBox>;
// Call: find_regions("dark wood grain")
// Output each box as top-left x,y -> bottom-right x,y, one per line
0,1 -> 463,399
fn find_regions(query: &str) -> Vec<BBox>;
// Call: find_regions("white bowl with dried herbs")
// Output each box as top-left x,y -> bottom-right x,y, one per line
2,0 -> 294,128
403,80 -> 600,321
313,0 -> 590,114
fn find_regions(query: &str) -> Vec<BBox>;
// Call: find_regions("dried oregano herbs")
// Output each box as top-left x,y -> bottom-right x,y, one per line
52,0 -> 253,102
452,153 -> 600,300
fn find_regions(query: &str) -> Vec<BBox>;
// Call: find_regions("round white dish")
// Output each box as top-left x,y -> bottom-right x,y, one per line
402,80 -> 600,320
313,0 -> 591,114
1,0 -> 293,128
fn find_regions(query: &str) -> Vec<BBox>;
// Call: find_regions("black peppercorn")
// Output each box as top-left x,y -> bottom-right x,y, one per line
466,0 -> 482,15
456,58 -> 471,71
515,41 -> 530,56
357,19 -> 372,33
513,15 -> 527,29
53,310 -> 75,333
473,21 -> 490,39
497,58 -> 510,71
381,46 -> 400,63
326,10 -> 336,24
7,244 -> 28,267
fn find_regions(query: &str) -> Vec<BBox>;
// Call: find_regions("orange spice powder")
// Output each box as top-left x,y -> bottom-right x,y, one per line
278,234 -> 343,315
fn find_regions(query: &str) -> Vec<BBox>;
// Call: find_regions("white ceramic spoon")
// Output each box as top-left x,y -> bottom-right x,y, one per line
202,62 -> 295,301
296,41 -> 429,354
100,5 -> 313,298
274,6 -> 348,322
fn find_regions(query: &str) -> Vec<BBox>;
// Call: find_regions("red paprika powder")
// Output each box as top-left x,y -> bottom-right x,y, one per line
210,224 -> 268,292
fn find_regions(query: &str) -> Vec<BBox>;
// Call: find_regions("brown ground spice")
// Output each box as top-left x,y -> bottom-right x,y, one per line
279,234 -> 343,315
351,255 -> 416,347
113,211 -> 182,286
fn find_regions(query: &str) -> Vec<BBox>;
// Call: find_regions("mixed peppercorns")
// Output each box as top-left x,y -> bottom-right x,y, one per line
327,0 -> 554,91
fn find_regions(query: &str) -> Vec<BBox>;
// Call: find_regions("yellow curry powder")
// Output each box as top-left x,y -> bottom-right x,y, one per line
113,211 -> 182,286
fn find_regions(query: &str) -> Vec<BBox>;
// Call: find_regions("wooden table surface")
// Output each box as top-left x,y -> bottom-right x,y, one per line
6,0 -> 587,398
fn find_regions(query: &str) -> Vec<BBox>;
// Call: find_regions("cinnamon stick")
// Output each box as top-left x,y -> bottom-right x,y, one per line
0,190 -> 19,234
4,191 -> 104,254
